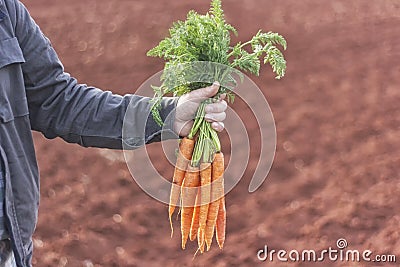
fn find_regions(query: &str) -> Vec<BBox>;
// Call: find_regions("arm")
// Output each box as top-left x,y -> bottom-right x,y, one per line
10,0 -> 176,149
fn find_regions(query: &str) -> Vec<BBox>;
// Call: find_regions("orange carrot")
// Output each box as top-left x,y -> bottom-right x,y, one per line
216,196 -> 226,250
205,201 -> 220,251
197,162 -> 212,252
180,165 -> 200,249
205,152 -> 224,251
169,137 -> 195,236
197,230 -> 205,254
190,189 -> 201,241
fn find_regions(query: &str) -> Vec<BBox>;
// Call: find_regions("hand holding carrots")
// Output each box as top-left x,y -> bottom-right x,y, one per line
174,82 -> 227,137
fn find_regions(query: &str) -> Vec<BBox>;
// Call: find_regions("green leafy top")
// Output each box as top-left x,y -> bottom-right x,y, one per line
147,0 -> 287,126
148,0 -> 236,65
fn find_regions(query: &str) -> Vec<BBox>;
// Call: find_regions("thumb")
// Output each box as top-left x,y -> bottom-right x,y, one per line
186,82 -> 220,103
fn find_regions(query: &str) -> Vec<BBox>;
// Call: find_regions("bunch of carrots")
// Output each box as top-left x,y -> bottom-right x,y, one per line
147,0 -> 287,254
169,137 -> 226,253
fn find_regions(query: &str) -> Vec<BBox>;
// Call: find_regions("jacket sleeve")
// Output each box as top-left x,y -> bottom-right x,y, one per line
9,0 -> 177,149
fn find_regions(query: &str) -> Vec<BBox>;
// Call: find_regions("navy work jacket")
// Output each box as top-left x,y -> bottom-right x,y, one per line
0,0 -> 176,265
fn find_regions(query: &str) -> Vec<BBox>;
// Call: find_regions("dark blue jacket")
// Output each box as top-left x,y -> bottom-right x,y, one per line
0,0 -> 176,265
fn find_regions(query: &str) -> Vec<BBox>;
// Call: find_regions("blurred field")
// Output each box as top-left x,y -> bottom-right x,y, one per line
21,0 -> 400,266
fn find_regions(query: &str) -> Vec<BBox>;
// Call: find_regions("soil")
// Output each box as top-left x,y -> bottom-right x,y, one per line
20,0 -> 400,266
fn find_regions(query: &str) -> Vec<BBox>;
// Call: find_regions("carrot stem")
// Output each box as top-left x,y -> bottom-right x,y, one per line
189,102 -> 206,139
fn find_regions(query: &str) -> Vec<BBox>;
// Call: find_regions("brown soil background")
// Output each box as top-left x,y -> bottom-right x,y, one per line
21,0 -> 399,266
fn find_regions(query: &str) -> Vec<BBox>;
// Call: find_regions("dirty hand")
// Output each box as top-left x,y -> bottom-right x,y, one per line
174,82 -> 227,137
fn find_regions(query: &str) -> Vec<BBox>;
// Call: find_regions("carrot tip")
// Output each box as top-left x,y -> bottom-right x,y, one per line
206,243 -> 211,252
193,248 -> 201,260
169,216 -> 174,238
182,236 -> 188,250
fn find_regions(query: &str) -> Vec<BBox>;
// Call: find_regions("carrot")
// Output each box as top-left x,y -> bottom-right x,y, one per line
197,230 -> 205,254
197,162 -> 212,252
169,137 -> 195,236
205,152 -> 224,251
180,165 -> 200,249
190,189 -> 201,241
216,196 -> 226,249
205,201 -> 220,251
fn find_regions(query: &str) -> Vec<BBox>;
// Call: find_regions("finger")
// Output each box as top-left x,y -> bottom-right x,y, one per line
185,82 -> 220,103
205,100 -> 227,114
211,122 -> 224,132
212,94 -> 226,103
205,112 -> 226,122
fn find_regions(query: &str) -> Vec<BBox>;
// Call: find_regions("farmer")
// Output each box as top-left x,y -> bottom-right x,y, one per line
0,0 -> 227,266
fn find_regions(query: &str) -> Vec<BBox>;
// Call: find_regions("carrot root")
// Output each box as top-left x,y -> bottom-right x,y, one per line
169,137 -> 195,237
216,197 -> 226,250
181,165 -> 200,249
197,228 -> 205,254
214,152 -> 226,250
205,152 -> 224,251
198,163 -> 212,250
190,190 -> 201,241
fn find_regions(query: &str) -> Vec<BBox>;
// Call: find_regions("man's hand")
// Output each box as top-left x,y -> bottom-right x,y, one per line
174,82 -> 227,137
